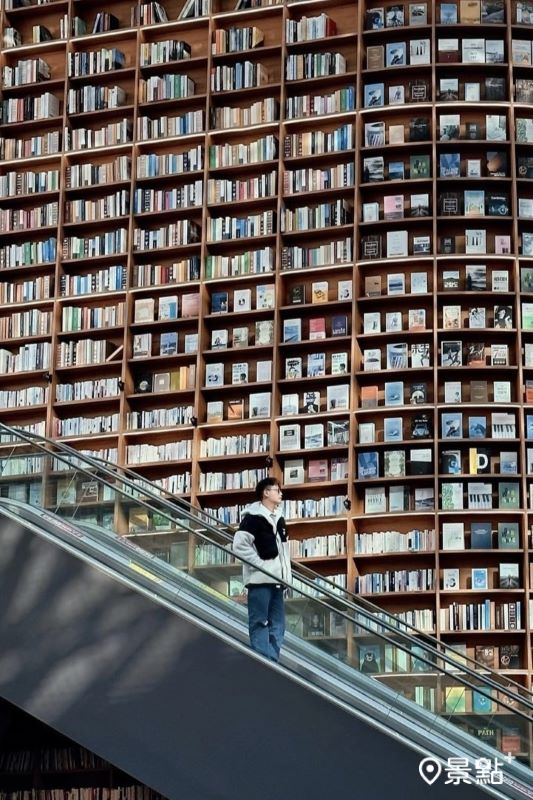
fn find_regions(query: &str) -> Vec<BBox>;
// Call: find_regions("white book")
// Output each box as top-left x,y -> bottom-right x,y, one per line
233,288 -> 251,311
491,270 -> 509,292
279,423 -> 301,451
232,362 -> 248,384
363,202 -> 380,222
493,381 -> 511,403
256,360 -> 272,382
462,38 -> 485,62
281,393 -> 299,416
337,280 -> 352,300
284,459 -> 305,485
364,312 -> 381,333
205,362 -> 224,386
285,357 -> 302,379
358,422 -> 376,443
442,522 -> 465,550
444,381 -> 462,403
409,38 -> 430,64
304,423 -> 324,449
211,329 -> 228,349
411,272 -> 428,294
364,486 -> 387,514
386,229 -> 408,258
249,391 -> 271,418
331,352 -> 349,374
327,383 -> 349,411
363,348 -> 382,371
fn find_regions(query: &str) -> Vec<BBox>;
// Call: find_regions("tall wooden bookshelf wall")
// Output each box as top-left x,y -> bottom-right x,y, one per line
2,0 -> 533,714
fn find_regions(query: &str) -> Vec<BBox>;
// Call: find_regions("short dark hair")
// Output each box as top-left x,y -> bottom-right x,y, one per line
255,477 -> 280,500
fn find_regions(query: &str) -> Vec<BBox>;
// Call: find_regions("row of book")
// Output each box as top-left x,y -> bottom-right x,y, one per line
0,308 -> 51,339
134,365 -> 197,393
2,56 -> 50,87
61,304 -> 125,332
354,528 -> 436,554
441,481 -> 521,510
56,378 -> 121,402
442,521 -> 520,550
199,468 -> 268,491
0,201 -> 58,233
283,456 -> 348,484
440,601 -> 521,631
442,563 -> 520,591
199,433 -> 270,457
126,405 -> 194,429
134,182 -> 203,212
126,440 -> 192,464
288,532 -> 345,559
0,341 -> 50,373
139,74 -> 195,102
53,413 -> 120,437
67,47 -> 126,77
140,39 -> 191,67
0,167 -> 59,197
66,190 -> 130,223
0,386 -> 47,407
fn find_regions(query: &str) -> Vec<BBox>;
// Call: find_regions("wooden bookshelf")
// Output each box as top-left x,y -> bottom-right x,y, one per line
2,0 -> 533,759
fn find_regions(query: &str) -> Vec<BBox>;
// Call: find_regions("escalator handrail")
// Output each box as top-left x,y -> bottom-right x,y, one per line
1,422 -> 532,713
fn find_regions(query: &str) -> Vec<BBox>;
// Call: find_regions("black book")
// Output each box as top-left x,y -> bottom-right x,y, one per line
517,156 -> 533,178
488,194 -> 510,216
411,414 -> 431,438
499,645 -> 520,669
485,77 -> 506,101
409,118 -> 430,141
410,382 -> 427,404
135,374 -> 153,393
360,234 -> 382,260
440,235 -> 455,254
486,151 -> 507,177
466,122 -> 482,140
470,727 -> 498,749
289,284 -> 305,304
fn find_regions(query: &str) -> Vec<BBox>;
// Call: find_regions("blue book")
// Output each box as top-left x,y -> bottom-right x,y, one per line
357,450 -> 379,480
527,415 -> 533,439
441,412 -> 462,438
160,332 -> 178,356
439,152 -> 460,177
211,291 -> 228,313
472,690 -> 493,714
364,82 -> 384,108
384,381 -> 404,405
468,416 -> 487,438
470,522 -> 492,549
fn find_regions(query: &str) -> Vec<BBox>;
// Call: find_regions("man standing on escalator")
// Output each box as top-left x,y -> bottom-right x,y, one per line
233,477 -> 292,662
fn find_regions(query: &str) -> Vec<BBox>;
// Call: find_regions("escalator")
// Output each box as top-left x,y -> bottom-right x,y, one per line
0,425 -> 532,799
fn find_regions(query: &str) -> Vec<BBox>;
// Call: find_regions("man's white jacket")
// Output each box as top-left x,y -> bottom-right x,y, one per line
232,501 -> 292,587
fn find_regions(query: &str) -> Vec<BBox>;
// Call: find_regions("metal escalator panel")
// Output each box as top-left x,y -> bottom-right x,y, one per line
0,423 -> 533,795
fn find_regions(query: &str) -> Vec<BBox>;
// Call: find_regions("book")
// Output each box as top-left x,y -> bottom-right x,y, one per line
498,522 -> 519,549
442,522 -> 465,550
471,522 -> 492,549
443,568 -> 460,590
499,563 -> 520,589
358,451 -> 379,480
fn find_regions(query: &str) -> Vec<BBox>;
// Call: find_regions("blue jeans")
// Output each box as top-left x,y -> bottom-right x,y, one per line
247,584 -> 285,662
